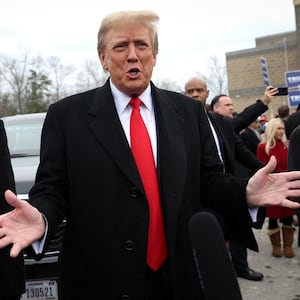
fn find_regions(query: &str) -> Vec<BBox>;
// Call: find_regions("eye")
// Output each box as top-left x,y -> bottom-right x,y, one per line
136,41 -> 149,50
113,43 -> 127,52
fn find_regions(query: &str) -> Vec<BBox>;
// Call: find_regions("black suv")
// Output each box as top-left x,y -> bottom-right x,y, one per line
2,113 -> 64,300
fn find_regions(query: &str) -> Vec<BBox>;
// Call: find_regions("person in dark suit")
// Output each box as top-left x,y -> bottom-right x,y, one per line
1,10 -> 300,300
288,124 -> 300,246
286,104 -> 300,139
184,79 -> 274,281
0,120 -> 25,300
240,120 -> 262,157
209,95 -> 264,281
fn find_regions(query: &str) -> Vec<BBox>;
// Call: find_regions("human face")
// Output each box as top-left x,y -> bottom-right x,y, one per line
98,23 -> 156,96
275,122 -> 285,140
184,79 -> 209,104
213,96 -> 234,118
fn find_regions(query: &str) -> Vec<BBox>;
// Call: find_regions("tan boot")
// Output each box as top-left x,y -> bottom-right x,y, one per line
267,228 -> 282,257
282,226 -> 295,258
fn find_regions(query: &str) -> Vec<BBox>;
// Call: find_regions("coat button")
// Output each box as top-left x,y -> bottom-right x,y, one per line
120,295 -> 130,300
125,240 -> 135,251
130,187 -> 139,197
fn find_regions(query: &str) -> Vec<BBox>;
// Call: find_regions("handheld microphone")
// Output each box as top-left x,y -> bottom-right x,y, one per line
189,211 -> 242,300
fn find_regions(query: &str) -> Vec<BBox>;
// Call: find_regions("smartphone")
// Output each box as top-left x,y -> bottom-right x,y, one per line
274,87 -> 288,96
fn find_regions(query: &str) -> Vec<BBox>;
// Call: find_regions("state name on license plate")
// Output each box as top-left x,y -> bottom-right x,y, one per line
21,280 -> 58,300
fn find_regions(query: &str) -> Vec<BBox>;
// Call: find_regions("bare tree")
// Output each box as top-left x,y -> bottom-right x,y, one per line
75,59 -> 108,92
48,56 -> 76,102
207,55 -> 228,96
153,78 -> 182,93
0,48 -> 32,113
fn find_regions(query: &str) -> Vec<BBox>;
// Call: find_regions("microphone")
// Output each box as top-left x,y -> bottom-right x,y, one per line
189,211 -> 242,300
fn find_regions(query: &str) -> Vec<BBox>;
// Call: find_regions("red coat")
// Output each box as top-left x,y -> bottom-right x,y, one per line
256,140 -> 295,219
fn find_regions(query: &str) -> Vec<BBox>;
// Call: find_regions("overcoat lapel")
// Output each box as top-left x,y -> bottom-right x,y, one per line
87,82 -> 143,191
152,86 -> 187,244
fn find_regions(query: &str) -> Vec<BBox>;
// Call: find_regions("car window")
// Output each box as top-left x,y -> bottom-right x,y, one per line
3,114 -> 45,157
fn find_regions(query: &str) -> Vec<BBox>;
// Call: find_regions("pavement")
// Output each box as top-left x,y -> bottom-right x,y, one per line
238,222 -> 300,300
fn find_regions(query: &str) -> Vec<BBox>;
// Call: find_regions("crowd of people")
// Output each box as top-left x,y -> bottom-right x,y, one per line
1,9 -> 300,300
184,77 -> 300,264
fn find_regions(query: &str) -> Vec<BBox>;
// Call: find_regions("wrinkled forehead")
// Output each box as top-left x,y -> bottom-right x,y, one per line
98,22 -> 158,57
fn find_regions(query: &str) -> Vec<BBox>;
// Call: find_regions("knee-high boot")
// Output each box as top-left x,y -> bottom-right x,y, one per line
267,227 -> 282,257
282,225 -> 295,258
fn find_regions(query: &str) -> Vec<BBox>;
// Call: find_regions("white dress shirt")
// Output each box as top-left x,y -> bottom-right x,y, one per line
111,80 -> 157,165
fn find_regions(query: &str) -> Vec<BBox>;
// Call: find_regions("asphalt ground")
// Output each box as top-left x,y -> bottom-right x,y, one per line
238,221 -> 300,300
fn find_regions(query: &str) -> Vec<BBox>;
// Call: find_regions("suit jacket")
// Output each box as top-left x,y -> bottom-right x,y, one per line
286,108 -> 300,139
29,80 -> 253,300
232,100 -> 268,134
288,124 -> 300,172
209,113 -> 263,174
208,112 -> 263,243
0,120 -> 25,296
240,127 -> 261,155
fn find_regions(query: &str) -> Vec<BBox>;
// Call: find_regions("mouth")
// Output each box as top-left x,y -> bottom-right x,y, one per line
127,68 -> 140,78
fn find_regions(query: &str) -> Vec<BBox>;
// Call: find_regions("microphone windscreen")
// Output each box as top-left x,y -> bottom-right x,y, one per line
189,211 -> 242,300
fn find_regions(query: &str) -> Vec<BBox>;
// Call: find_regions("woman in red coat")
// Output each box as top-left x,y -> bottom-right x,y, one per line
257,117 -> 295,258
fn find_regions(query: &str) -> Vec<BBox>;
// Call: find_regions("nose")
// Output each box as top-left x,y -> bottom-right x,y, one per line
127,44 -> 138,61
192,91 -> 200,99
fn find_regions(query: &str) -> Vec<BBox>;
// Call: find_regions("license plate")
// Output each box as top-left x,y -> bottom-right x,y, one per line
21,280 -> 58,300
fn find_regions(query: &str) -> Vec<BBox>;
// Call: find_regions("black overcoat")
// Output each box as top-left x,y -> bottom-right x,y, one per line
30,80 -> 251,299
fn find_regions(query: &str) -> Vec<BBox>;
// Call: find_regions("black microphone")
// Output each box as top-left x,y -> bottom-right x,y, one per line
189,211 -> 243,300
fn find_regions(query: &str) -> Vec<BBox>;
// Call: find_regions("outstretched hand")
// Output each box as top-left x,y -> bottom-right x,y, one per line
247,156 -> 300,209
0,190 -> 46,257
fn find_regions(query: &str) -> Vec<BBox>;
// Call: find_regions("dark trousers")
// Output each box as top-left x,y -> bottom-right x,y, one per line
229,241 -> 248,270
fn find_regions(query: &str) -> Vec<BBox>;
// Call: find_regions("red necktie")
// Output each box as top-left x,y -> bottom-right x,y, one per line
129,97 -> 168,272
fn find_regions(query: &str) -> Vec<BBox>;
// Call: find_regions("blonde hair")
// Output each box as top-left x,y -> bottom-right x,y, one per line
261,117 -> 287,155
97,10 -> 159,55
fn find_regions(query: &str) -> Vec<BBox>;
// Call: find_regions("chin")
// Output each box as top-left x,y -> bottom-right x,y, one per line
125,82 -> 148,96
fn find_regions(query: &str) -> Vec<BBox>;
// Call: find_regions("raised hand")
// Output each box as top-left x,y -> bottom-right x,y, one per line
246,156 -> 300,209
0,190 -> 46,257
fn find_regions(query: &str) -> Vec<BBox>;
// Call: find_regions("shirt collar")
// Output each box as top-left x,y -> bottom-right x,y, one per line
110,79 -> 153,115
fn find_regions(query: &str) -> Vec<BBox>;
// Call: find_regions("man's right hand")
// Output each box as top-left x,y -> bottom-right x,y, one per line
0,190 -> 46,257
262,86 -> 277,105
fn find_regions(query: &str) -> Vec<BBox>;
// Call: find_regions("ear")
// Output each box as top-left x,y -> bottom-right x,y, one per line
153,55 -> 157,67
98,51 -> 108,71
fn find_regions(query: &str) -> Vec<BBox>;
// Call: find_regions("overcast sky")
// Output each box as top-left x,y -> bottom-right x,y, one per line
0,0 -> 296,88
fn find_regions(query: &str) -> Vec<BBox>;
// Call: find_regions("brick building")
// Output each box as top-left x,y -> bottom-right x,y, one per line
226,0 -> 300,118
